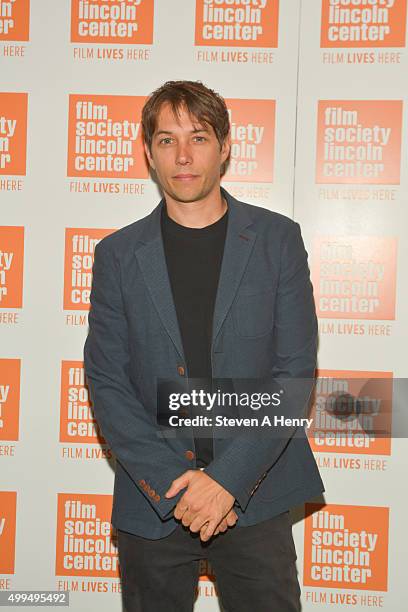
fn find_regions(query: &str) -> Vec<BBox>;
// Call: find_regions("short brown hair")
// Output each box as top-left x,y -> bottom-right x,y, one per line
141,80 -> 230,155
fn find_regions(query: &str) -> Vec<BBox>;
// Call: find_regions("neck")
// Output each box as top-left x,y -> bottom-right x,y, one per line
164,188 -> 227,229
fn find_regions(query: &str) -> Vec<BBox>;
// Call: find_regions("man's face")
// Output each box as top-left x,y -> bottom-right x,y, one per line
144,102 -> 230,204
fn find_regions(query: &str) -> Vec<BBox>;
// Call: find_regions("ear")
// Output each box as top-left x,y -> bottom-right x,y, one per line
143,140 -> 156,171
221,131 -> 231,164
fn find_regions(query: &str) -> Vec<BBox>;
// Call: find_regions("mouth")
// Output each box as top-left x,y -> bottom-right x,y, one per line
172,174 -> 199,182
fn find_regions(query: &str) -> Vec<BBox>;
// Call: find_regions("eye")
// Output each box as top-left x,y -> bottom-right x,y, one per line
159,137 -> 173,145
193,136 -> 206,142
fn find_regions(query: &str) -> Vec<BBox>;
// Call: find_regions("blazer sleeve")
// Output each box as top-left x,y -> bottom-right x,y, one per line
83,240 -> 189,520
203,221 -> 318,511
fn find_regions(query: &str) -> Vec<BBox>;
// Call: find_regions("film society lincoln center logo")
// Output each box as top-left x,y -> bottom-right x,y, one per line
0,226 -> 24,309
55,494 -> 119,578
223,99 -> 275,183
60,360 -> 105,445
0,358 -> 20,442
308,370 -> 392,456
67,94 -> 148,180
0,92 -> 28,176
63,228 -> 114,311
320,0 -> 407,48
0,491 -> 16,574
316,100 -> 402,185
195,0 -> 279,47
71,0 -> 154,45
304,504 -> 389,591
312,236 -> 397,320
0,0 -> 30,41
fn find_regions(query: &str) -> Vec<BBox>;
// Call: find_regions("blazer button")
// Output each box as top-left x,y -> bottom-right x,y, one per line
139,479 -> 146,486
177,365 -> 185,376
185,450 -> 195,461
154,494 -> 160,502
148,489 -> 155,497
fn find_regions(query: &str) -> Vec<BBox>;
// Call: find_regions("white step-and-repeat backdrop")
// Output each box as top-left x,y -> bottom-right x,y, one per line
1,1 -> 407,610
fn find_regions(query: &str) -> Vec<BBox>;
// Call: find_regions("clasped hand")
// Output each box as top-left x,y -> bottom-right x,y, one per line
165,470 -> 238,541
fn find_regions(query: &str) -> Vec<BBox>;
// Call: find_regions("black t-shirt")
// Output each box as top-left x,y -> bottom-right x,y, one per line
161,201 -> 228,466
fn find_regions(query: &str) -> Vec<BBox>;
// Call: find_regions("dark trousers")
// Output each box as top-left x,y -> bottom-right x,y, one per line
117,511 -> 301,612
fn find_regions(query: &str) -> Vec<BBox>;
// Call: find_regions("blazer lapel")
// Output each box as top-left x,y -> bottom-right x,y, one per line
211,187 -> 256,346
134,199 -> 186,360
134,188 -> 256,359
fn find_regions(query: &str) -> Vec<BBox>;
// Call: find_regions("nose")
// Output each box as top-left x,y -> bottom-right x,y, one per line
175,141 -> 193,166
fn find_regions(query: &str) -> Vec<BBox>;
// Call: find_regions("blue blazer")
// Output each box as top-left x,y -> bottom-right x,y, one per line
83,186 -> 324,539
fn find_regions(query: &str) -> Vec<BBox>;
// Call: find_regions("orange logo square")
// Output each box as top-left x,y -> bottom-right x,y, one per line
70,0 -> 154,45
0,226 -> 24,309
60,360 -> 105,444
308,369 -> 392,455
0,93 -> 28,176
321,0 -> 407,48
304,503 -> 389,591
67,94 -> 148,179
0,359 -> 20,441
0,491 -> 17,574
316,100 -> 402,185
195,0 -> 279,47
0,0 -> 30,41
312,236 -> 397,320
63,228 -> 115,311
222,99 -> 275,183
55,493 -> 118,577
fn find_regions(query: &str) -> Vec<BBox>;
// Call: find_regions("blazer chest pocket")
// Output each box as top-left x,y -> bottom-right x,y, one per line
232,288 -> 274,338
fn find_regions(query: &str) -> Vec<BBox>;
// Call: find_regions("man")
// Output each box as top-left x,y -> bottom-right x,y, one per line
84,80 -> 324,612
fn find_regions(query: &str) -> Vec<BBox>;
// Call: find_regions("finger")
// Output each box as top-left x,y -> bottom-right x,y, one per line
200,521 -> 210,538
165,473 -> 190,498
214,519 -> 228,535
226,511 -> 238,527
189,516 -> 208,533
215,511 -> 236,535
200,520 -> 217,542
181,511 -> 195,527
173,502 -> 189,520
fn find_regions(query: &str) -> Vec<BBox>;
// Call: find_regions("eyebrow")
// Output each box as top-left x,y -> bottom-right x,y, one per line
155,127 -> 210,137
